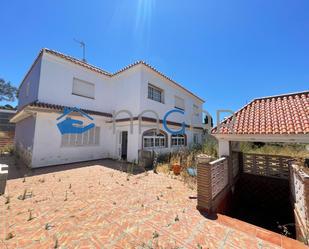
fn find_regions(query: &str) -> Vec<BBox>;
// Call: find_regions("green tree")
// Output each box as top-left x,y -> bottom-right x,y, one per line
0,78 -> 18,102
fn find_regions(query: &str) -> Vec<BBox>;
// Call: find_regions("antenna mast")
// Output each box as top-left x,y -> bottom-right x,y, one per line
74,39 -> 86,62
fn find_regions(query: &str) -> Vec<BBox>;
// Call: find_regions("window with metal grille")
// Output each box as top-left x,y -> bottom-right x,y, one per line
148,84 -> 163,103
61,127 -> 100,147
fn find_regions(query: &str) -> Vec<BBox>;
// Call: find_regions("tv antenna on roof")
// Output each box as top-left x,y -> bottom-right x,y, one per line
74,39 -> 86,62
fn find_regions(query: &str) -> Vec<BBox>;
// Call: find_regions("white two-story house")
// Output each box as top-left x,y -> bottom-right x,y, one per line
11,49 -> 205,168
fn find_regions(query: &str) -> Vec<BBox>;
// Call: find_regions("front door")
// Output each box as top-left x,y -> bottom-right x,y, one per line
121,131 -> 128,160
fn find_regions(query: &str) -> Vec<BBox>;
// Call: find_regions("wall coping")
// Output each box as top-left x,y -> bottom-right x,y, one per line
209,157 -> 226,165
196,154 -> 215,164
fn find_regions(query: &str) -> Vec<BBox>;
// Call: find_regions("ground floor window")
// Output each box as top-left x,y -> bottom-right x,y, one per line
171,134 -> 186,147
61,127 -> 100,147
193,133 -> 199,144
143,129 -> 167,149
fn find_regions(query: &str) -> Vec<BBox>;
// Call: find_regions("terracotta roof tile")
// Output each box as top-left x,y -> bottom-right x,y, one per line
28,101 -> 113,118
212,91 -> 309,135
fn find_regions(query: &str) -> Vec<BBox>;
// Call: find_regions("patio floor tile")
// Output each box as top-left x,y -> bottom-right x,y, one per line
0,159 -> 305,249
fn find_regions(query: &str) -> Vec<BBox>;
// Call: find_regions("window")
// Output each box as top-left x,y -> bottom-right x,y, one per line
171,134 -> 186,147
193,104 -> 199,117
148,84 -> 163,103
175,96 -> 185,110
72,78 -> 95,99
26,82 -> 30,97
193,133 -> 199,144
143,129 -> 167,149
61,126 -> 100,147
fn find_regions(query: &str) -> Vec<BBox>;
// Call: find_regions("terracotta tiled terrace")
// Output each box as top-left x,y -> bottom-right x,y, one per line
0,159 -> 307,249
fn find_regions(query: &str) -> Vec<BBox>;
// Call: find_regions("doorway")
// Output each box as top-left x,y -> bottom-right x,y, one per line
121,131 -> 128,160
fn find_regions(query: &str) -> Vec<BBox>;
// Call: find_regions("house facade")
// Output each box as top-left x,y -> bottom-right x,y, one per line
11,49 -> 205,168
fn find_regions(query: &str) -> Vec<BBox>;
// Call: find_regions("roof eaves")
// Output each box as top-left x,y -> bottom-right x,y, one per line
28,101 -> 113,118
253,90 -> 309,101
21,49 -> 205,103
18,49 -> 44,90
43,48 -> 112,77
111,60 -> 205,102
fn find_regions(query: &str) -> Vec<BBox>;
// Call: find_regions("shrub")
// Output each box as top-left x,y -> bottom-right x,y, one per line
0,144 -> 15,155
201,135 -> 218,158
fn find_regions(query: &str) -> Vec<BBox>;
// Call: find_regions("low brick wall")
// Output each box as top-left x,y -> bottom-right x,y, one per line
0,131 -> 14,148
197,155 -> 232,214
197,156 -> 213,212
290,165 -> 309,243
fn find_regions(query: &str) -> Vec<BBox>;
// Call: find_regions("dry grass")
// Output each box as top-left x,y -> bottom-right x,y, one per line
155,163 -> 170,174
240,142 -> 309,158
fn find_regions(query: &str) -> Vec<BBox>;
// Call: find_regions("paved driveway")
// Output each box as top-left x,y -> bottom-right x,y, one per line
0,160 -> 305,248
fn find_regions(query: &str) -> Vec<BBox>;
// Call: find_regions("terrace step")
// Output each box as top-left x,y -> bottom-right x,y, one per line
217,214 -> 307,249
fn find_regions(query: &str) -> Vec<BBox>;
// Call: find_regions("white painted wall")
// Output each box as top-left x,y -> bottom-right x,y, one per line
38,53 -> 204,124
31,112 -> 114,168
18,57 -> 42,109
218,140 -> 231,157
140,66 -> 204,125
38,54 -> 113,112
15,116 -> 36,150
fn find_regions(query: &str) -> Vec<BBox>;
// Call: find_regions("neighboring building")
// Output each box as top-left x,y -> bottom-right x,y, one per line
212,91 -> 309,156
11,49 -> 205,168
0,107 -> 16,148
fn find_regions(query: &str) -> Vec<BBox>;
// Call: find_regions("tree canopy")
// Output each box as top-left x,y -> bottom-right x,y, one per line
0,78 -> 18,102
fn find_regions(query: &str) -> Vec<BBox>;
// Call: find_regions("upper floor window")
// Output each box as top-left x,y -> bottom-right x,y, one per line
193,104 -> 199,117
148,84 -> 163,103
175,96 -> 185,110
26,82 -> 30,97
72,78 -> 95,99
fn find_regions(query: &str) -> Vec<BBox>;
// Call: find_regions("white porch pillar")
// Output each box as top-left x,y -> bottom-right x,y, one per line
218,140 -> 231,157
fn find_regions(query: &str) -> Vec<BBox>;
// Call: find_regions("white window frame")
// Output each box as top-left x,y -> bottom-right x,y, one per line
171,134 -> 186,147
143,130 -> 166,149
148,84 -> 164,103
61,126 -> 100,147
193,133 -> 199,144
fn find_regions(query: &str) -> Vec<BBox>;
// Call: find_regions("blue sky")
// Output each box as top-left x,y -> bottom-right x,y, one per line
0,0 -> 308,118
